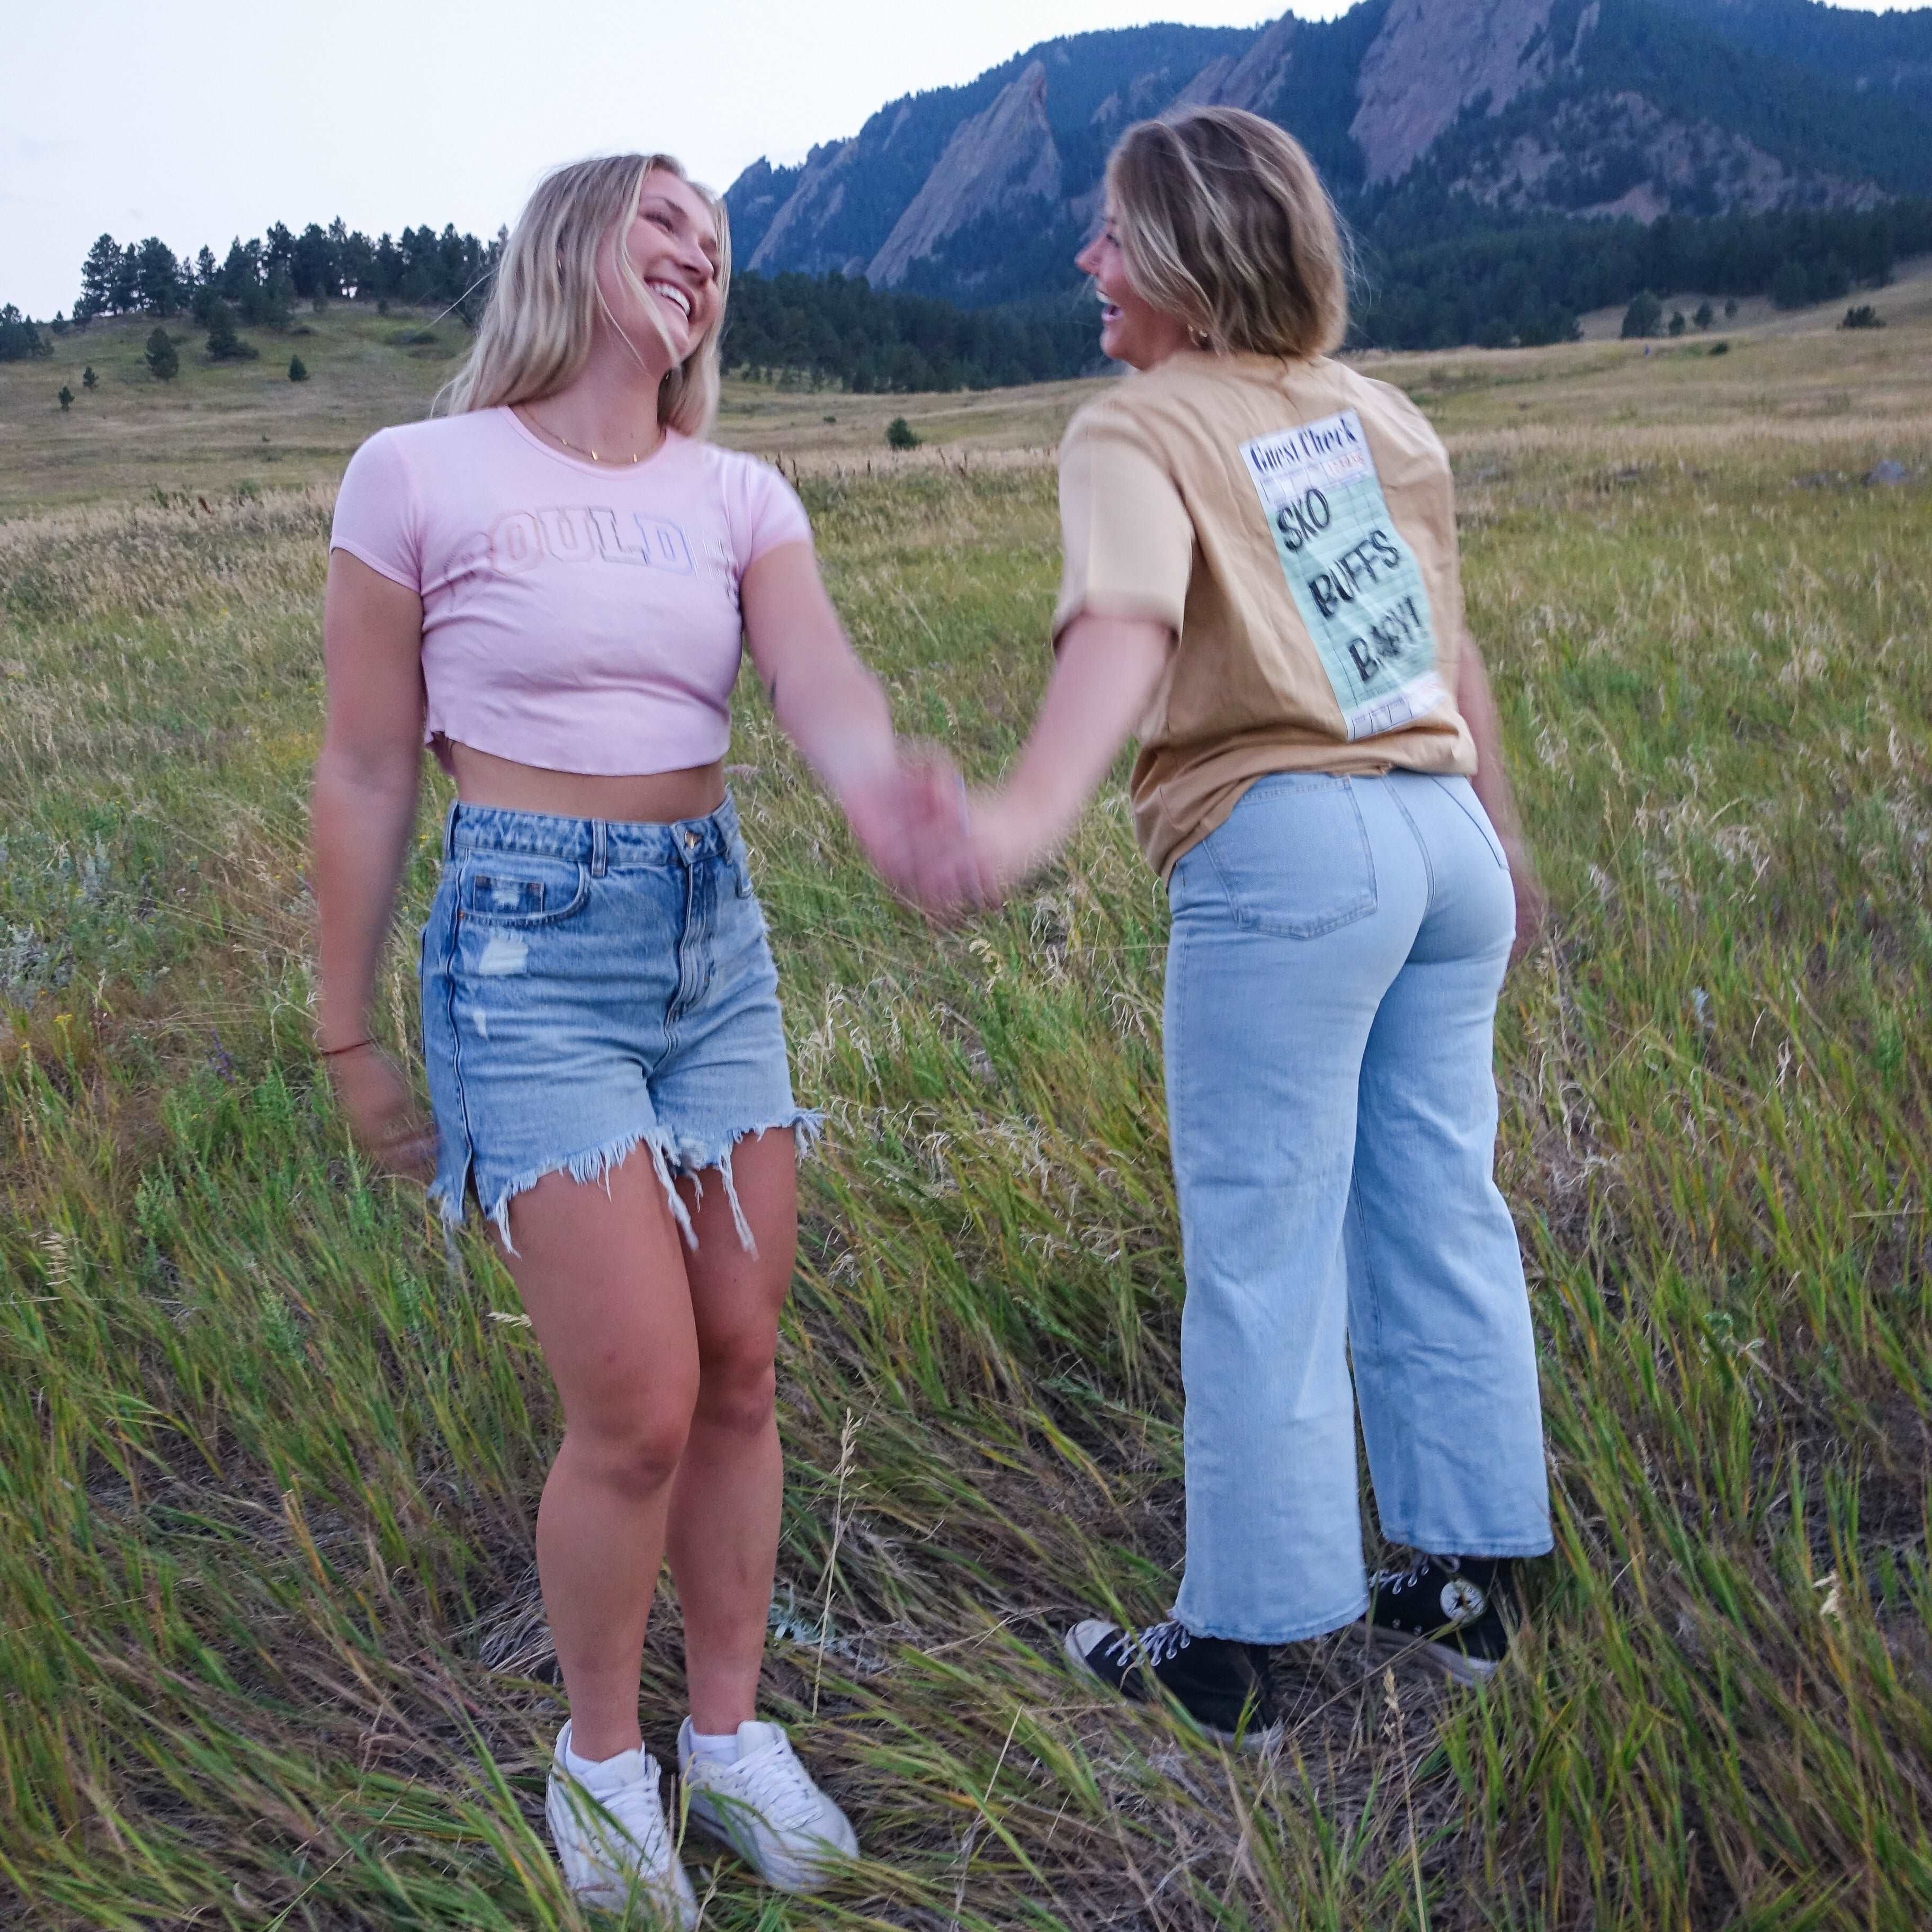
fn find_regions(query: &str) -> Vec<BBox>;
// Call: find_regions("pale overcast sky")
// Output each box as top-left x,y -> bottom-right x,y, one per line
1,0 -> 1912,317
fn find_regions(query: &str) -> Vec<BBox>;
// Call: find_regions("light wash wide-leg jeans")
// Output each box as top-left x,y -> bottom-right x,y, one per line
1164,770 -> 1552,1646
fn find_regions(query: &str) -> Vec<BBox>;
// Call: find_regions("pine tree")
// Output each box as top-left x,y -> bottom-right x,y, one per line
220,237 -> 259,303
146,327 -> 179,381
1620,290 -> 1663,339
1694,300 -> 1714,329
885,416 -> 920,450
136,238 -> 182,316
204,299 -> 256,362
0,306 -> 51,362
78,233 -> 122,319
261,268 -> 296,331
82,365 -> 97,389
1770,258 -> 1812,310
288,354 -> 309,381
110,244 -> 141,315
58,386 -> 73,410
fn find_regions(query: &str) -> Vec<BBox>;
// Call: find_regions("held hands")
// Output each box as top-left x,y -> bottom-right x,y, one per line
840,747 -> 1026,921
324,1041 -> 437,1180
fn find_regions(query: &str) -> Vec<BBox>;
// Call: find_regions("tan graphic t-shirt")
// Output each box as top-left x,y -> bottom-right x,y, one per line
1054,350 -> 1477,880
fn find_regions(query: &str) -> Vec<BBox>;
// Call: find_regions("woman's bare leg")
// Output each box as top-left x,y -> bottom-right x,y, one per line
499,1150 -> 698,1762
664,1129 -> 798,1733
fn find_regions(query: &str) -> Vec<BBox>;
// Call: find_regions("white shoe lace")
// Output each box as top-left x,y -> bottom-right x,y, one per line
599,1777 -> 677,1859
1103,1619 -> 1194,1670
732,1735 -> 828,1837
1374,1558 -> 1432,1600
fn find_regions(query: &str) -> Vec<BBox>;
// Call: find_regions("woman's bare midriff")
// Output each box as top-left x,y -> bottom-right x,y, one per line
448,740 -> 727,824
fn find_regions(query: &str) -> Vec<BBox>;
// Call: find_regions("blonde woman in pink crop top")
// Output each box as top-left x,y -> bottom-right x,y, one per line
312,153 -> 967,1915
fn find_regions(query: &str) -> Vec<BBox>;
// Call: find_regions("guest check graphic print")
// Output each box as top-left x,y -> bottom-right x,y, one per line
1240,409 -> 1447,741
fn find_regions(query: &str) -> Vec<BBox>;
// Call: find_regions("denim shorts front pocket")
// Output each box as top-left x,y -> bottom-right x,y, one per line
1202,773 -> 1378,939
460,852 -> 591,925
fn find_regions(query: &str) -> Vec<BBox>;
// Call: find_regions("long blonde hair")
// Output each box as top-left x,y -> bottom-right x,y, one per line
1107,108 -> 1349,362
440,153 -> 730,437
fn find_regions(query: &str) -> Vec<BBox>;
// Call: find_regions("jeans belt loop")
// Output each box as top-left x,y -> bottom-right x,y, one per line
442,799 -> 460,862
589,819 -> 608,879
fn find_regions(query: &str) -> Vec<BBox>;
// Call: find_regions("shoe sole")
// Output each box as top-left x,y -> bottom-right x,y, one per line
1062,1628 -> 1280,1752
1357,1620 -> 1501,1685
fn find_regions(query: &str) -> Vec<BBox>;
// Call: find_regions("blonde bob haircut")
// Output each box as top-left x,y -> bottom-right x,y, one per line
1106,107 -> 1349,362
440,153 -> 730,437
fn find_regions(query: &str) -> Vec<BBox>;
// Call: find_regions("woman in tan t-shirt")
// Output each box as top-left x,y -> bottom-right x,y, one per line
947,108 -> 1553,1738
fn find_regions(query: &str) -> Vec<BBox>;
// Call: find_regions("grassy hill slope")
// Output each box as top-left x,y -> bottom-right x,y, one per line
10,267 -> 1932,515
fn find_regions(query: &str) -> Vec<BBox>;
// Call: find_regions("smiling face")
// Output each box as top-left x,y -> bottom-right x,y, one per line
597,167 -> 723,369
1075,205 -> 1192,371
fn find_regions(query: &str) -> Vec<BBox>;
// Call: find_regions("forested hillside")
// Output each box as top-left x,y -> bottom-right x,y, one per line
724,0 -> 1932,350
7,0 -> 1929,387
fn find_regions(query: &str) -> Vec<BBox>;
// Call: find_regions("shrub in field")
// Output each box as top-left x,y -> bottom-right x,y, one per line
288,355 -> 308,382
1710,338 -> 1730,354
1695,300 -> 1714,328
82,365 -> 97,390
145,328 -> 179,382
886,415 -> 920,450
1669,309 -> 1687,336
1841,305 -> 1885,330
57,384 -> 72,409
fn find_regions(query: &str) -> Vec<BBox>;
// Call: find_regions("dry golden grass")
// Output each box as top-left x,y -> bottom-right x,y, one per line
2,267 -> 1930,1929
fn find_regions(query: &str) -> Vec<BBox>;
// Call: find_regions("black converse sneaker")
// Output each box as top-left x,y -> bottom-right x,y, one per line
1064,1617 -> 1278,1748
1361,1554 -> 1516,1683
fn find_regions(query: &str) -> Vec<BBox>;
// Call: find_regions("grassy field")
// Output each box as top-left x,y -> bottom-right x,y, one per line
2,280 -> 1930,1929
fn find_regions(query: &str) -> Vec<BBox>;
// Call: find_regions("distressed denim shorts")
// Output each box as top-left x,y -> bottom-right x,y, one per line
419,795 -> 816,1251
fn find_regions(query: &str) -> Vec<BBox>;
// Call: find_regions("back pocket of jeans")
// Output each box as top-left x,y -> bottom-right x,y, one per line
1202,774 -> 1377,938
461,855 -> 590,925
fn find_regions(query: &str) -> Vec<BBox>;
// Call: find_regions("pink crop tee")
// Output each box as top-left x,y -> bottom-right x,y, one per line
328,406 -> 811,774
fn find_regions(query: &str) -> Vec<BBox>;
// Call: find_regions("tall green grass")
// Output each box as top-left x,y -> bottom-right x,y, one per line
2,435 -> 1930,1927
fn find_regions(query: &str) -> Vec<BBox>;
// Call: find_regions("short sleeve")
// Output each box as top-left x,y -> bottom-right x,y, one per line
727,457 -> 812,573
329,431 -> 423,593
1052,403 -> 1195,646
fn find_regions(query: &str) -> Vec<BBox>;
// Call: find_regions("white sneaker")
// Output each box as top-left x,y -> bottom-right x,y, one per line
677,1718 -> 858,1894
545,1721 -> 698,1925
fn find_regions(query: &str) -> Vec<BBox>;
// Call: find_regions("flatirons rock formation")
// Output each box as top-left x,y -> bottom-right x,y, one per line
866,63 -> 1063,286
726,0 -> 1932,305
1351,0 -> 1594,184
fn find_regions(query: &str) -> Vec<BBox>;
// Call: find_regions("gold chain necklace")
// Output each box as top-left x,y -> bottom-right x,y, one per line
523,409 -> 652,466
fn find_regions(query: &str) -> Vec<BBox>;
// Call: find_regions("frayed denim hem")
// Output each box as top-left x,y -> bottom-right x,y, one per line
466,1108 -> 822,1258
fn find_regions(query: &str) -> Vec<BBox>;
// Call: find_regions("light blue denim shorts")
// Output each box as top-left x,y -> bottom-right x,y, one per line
419,795 -> 816,1251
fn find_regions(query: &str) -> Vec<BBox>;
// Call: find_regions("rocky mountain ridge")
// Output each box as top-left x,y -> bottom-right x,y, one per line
725,0 -> 1932,306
